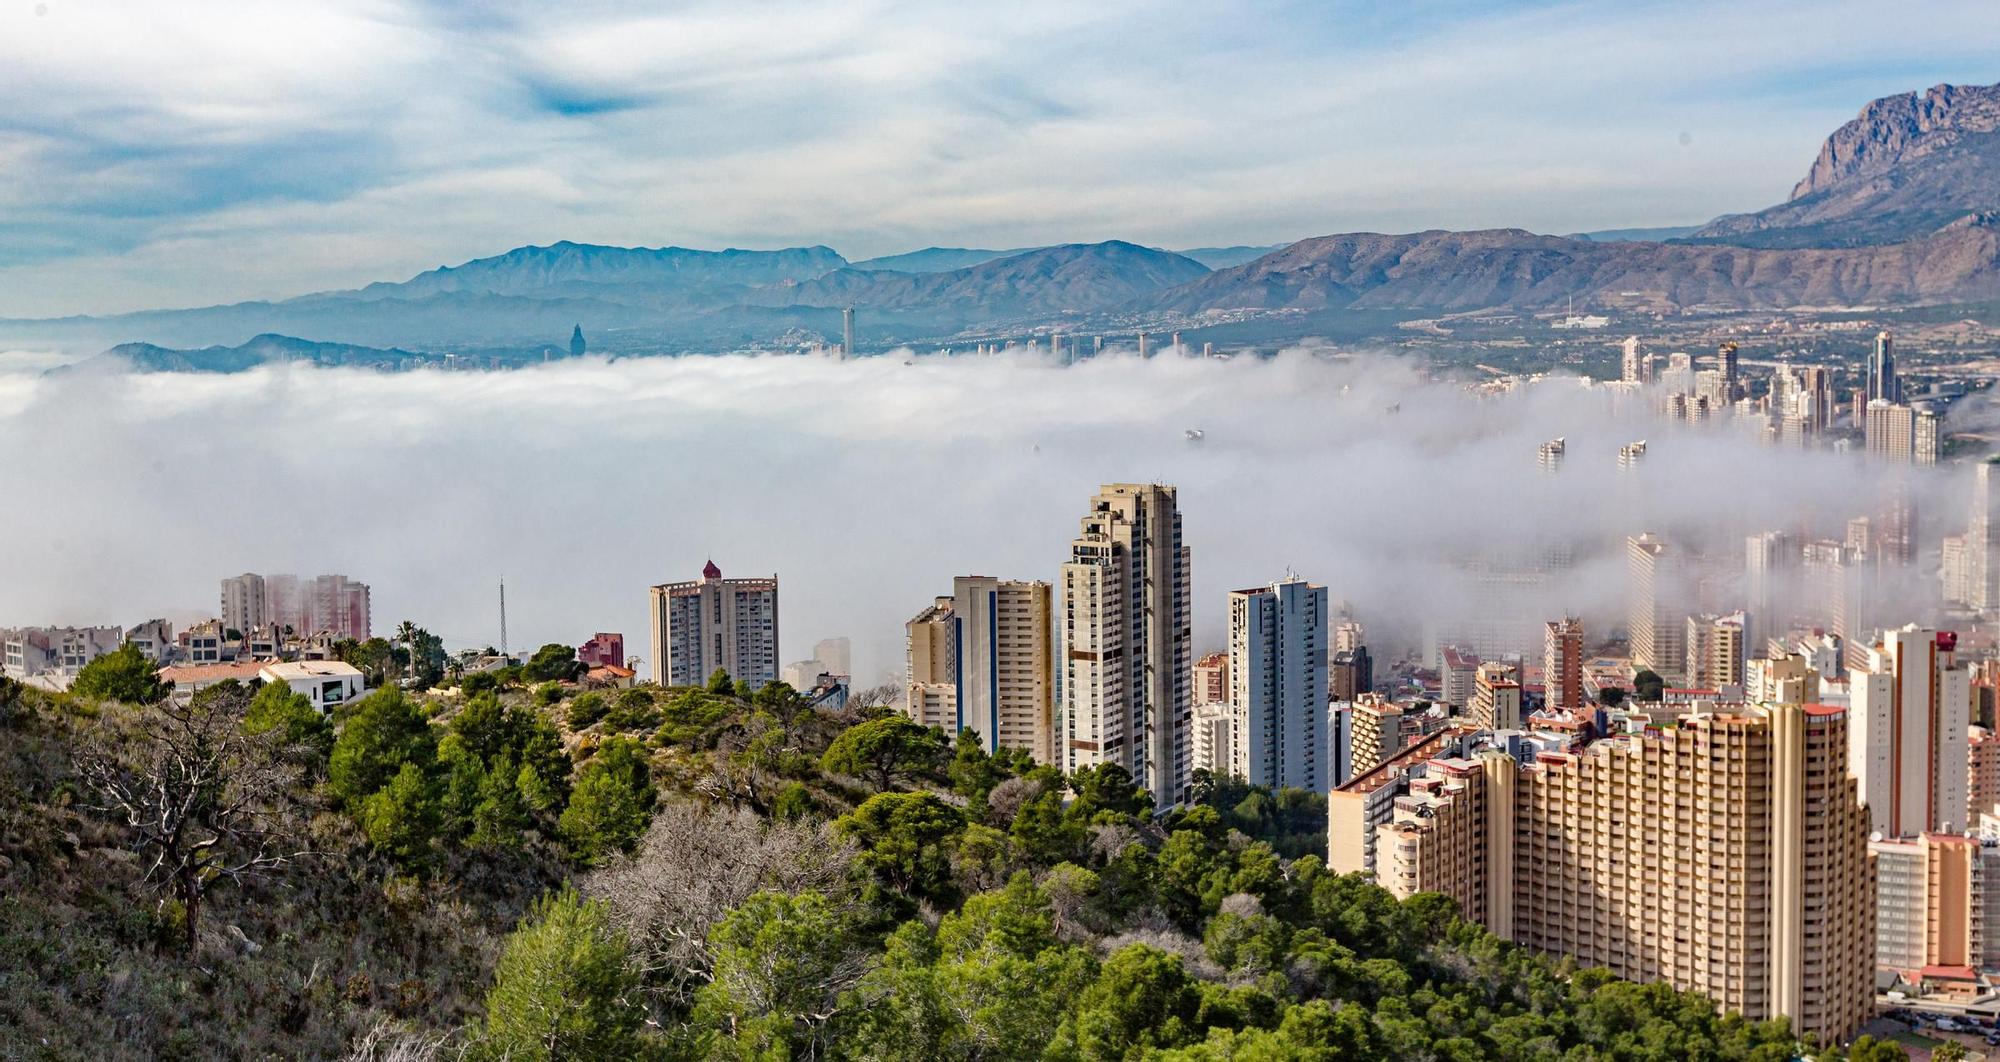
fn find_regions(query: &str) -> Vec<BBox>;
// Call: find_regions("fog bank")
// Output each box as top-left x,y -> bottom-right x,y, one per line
0,349 -> 1960,684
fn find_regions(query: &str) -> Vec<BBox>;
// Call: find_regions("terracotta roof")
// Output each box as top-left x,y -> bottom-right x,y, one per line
157,661 -> 265,684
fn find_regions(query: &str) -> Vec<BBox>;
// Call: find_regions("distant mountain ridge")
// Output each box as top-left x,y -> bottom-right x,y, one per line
349,241 -> 850,300
11,76 -> 2000,362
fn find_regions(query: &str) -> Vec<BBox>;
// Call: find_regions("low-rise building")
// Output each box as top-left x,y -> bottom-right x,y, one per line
258,660 -> 368,714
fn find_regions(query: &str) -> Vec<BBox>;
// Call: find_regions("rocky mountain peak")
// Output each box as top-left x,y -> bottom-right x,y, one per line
1791,81 -> 2000,200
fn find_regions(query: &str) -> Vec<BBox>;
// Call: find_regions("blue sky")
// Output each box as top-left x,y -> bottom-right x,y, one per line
2,0 -> 1998,316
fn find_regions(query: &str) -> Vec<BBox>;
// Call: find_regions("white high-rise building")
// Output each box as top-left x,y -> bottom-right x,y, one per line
1062,483 -> 1192,809
1849,624 -> 1971,837
649,560 -> 779,687
1227,577 -> 1329,791
220,573 -> 267,635
1974,460 -> 2000,613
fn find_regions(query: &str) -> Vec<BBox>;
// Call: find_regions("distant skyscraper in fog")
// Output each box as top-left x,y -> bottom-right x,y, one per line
1543,617 -> 1584,712
841,307 -> 856,358
1537,437 -> 1565,474
1866,331 -> 1901,404
1974,460 -> 2000,612
1627,533 -> 1687,681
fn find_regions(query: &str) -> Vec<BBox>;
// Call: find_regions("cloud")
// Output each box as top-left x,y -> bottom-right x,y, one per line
3,0 -> 2000,315
0,350 -> 1959,686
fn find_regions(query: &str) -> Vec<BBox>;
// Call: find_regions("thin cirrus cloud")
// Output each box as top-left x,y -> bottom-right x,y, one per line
0,0 -> 1998,316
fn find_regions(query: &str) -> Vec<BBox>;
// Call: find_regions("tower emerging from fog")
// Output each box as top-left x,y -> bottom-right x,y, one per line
841,307 -> 855,358
1627,533 -> 1687,682
1062,483 -> 1192,808
1972,459 -> 2000,612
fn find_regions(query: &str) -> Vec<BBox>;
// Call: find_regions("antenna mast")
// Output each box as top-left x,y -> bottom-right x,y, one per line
499,576 -> 508,660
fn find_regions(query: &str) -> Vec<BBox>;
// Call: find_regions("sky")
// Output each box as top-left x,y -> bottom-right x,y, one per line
2,0 -> 1999,316
0,348 -> 1955,684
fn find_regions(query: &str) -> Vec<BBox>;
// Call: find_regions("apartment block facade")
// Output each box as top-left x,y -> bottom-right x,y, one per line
649,560 -> 779,687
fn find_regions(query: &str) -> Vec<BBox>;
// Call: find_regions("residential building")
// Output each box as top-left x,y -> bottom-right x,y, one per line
157,660 -> 265,697
125,619 -> 174,662
813,637 -> 852,678
1684,611 -> 1747,693
1332,619 -> 1365,656
1342,701 -> 1874,1043
258,660 -> 369,714
1537,437 -> 1565,474
1191,701 -> 1236,779
1748,651 -> 1820,705
649,561 -> 779,688
904,597 -> 957,731
1062,483 -> 1193,809
182,620 -> 228,664
220,573 -> 266,635
1438,646 -> 1480,708
1944,533 -> 1973,608
1618,440 -> 1647,472
1542,617 -> 1583,713
902,578 -> 1057,762
1469,662 -> 1521,731
577,632 -> 624,668
1348,693 -> 1406,778
1193,651 -> 1228,706
1871,833 -> 1979,976
1227,577 -> 1329,791
1849,625 -> 1972,836
1972,727 -> 2000,826
1974,460 -> 2000,612
1627,533 -> 1688,681
308,575 -> 372,640
953,576 -> 1056,762
1330,647 -> 1372,702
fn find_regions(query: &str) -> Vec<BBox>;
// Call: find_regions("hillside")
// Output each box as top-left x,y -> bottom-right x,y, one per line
1155,216 -> 2000,313
0,662 -> 1853,1060
86,334 -> 431,373
1693,80 -> 2000,247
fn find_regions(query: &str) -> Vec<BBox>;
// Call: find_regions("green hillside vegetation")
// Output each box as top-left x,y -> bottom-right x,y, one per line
0,662 -> 1903,1060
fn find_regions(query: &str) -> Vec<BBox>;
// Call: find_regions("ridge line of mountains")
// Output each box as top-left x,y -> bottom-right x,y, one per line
19,78 -> 2000,369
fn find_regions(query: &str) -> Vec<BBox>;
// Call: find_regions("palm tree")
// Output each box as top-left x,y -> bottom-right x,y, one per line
395,620 -> 421,684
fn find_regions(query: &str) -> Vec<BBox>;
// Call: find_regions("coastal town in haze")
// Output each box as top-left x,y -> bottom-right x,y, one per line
12,3 -> 2000,1056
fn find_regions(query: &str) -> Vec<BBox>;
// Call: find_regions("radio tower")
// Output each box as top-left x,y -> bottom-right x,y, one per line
499,577 -> 509,660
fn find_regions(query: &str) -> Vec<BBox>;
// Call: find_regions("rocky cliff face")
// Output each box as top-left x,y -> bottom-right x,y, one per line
1790,82 -> 2000,200
1693,80 -> 2000,247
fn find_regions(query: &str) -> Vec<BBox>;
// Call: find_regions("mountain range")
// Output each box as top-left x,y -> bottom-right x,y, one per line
15,77 -> 2000,368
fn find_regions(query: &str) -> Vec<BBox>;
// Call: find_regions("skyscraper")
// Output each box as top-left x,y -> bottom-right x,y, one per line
1627,533 -> 1687,680
1972,460 -> 2000,612
649,561 -> 779,687
1848,624 -> 1971,836
1536,437 -> 1565,474
1061,483 -> 1192,808
1542,617 -> 1584,713
952,576 -> 1056,762
841,306 -> 856,358
569,324 -> 586,358
220,573 -> 266,635
1227,576 -> 1329,791
1867,330 -> 1901,404
1617,440 -> 1647,472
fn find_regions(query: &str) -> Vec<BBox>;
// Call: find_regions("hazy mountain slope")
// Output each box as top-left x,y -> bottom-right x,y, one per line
848,247 -> 1038,272
85,334 -> 427,372
1173,244 -> 1287,269
351,241 -> 849,299
1155,217 -> 2000,312
1692,81 -> 2000,248
759,241 -> 1212,318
